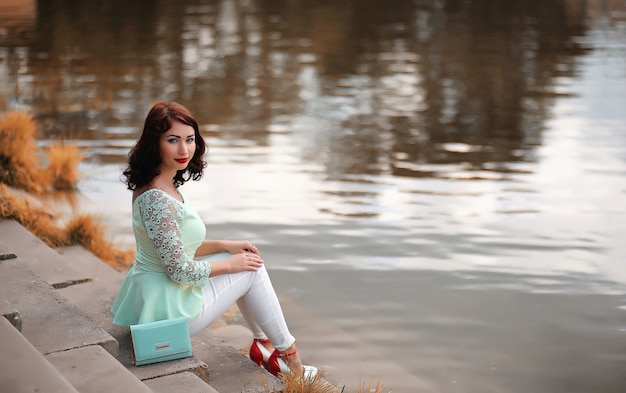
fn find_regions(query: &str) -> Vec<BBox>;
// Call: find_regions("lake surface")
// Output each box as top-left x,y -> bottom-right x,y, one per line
1,0 -> 626,391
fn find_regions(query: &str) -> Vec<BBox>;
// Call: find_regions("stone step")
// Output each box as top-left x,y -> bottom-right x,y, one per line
0,243 -> 17,261
0,220 -> 91,288
145,372 -> 220,393
0,316 -> 80,393
45,345 -> 154,393
57,245 -> 124,293
0,249 -> 118,357
0,220 -> 159,392
57,241 -> 282,392
49,246 -> 213,384
3,227 -> 213,391
0,219 -> 283,392
192,334 -> 283,393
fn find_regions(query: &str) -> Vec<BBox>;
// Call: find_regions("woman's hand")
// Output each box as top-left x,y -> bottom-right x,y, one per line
221,240 -> 260,256
227,251 -> 264,273
197,240 -> 264,277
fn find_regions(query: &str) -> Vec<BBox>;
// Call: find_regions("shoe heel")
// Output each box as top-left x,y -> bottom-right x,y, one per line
249,341 -> 264,366
267,349 -> 290,377
249,338 -> 273,367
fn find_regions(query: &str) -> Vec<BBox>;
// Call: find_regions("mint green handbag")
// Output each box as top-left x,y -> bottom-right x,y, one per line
130,317 -> 193,366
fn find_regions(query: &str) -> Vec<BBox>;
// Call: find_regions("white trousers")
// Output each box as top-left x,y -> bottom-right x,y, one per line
188,252 -> 295,351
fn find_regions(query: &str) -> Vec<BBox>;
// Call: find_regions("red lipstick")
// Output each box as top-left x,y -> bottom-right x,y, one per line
175,158 -> 189,164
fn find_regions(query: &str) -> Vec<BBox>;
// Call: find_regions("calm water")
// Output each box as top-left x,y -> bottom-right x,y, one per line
2,0 -> 626,391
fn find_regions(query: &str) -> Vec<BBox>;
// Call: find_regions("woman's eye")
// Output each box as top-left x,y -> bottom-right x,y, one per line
168,138 -> 177,143
186,137 -> 195,143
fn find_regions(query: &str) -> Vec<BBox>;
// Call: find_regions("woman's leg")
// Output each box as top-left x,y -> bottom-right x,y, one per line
188,255 -> 308,375
188,263 -> 295,350
232,266 -> 307,374
235,264 -> 295,350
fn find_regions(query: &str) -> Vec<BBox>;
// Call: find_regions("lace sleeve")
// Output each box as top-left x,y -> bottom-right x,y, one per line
136,190 -> 211,287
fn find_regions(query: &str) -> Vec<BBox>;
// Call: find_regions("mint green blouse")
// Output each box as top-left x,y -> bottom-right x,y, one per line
111,188 -> 211,326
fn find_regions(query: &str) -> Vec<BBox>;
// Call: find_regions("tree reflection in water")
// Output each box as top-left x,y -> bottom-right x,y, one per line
2,2 -> 626,392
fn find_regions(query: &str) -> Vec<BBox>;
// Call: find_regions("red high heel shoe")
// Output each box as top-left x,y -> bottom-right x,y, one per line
267,347 -> 318,379
249,338 -> 273,368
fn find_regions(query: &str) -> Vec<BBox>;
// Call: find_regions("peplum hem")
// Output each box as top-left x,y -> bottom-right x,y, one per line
111,265 -> 204,326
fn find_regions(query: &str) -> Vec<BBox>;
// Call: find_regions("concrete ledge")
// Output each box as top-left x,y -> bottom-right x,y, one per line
0,218 -> 293,393
0,243 -> 17,260
1,310 -> 23,331
56,278 -> 119,329
0,317 -> 80,393
0,220 -> 92,286
1,299 -> 23,331
192,336 -> 283,393
57,245 -> 124,292
50,248 -> 213,388
145,371 -> 219,393
0,255 -> 118,356
110,326 -> 211,384
46,345 -> 153,393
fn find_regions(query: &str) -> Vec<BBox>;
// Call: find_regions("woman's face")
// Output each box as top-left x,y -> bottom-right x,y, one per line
158,120 -> 196,175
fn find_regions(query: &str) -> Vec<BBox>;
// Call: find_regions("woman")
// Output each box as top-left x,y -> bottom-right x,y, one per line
111,101 -> 316,378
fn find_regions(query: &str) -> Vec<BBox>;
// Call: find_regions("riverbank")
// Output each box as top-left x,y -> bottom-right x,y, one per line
0,184 -> 389,392
0,218 -> 276,393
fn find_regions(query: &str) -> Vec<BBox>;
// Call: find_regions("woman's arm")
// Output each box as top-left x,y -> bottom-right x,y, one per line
137,191 -> 211,287
195,239 -> 259,257
194,240 -> 226,256
195,240 -> 263,278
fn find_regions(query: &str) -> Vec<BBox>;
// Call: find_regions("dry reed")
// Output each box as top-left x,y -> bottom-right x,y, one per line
279,370 -> 343,393
0,111 -> 45,193
353,378 -> 392,393
0,109 -> 134,269
46,143 -> 84,190
0,184 -> 67,246
65,213 -> 134,269
255,368 -> 391,393
0,184 -> 134,270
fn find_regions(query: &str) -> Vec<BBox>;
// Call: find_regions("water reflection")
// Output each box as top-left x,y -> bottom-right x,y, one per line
0,0 -> 624,264
0,1 -> 605,143
3,1 -> 626,391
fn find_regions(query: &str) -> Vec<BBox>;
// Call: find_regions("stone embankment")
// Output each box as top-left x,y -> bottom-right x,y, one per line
0,219 -> 282,393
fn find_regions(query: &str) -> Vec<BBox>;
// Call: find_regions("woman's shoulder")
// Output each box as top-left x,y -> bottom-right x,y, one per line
133,188 -> 186,215
133,186 -> 159,203
133,187 -> 177,204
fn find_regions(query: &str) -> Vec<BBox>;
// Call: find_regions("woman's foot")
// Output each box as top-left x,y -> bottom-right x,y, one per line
267,344 -> 317,379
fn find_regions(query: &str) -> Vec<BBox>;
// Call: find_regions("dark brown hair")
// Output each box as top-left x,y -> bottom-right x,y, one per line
122,101 -> 207,190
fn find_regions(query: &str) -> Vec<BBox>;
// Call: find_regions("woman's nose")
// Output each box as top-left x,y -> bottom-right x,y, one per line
179,143 -> 188,155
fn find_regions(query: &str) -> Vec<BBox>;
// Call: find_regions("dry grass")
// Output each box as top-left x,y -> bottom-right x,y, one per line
64,214 -> 135,269
0,184 -> 134,270
0,184 -> 67,246
0,109 -> 133,269
0,111 -> 45,193
352,378 -> 392,393
280,371 -> 343,393
46,143 -> 84,190
0,112 -> 84,192
254,368 -> 392,393
65,213 -> 134,269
